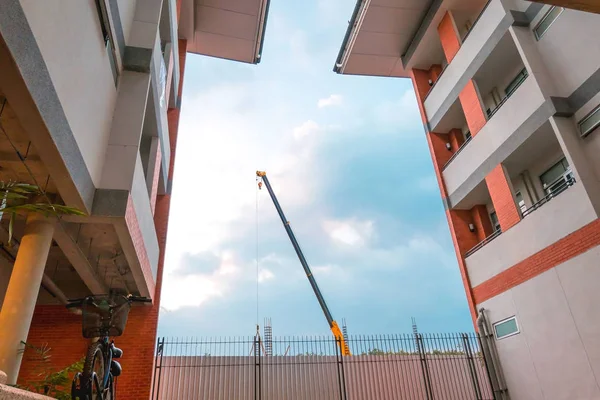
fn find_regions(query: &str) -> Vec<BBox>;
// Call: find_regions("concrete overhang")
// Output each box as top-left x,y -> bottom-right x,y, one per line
178,0 -> 271,64
334,0 -> 488,77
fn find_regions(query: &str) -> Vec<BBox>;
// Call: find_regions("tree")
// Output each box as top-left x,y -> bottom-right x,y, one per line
17,341 -> 84,400
0,182 -> 85,243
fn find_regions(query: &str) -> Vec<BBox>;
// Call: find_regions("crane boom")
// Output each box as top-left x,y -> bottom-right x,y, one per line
257,171 -> 350,356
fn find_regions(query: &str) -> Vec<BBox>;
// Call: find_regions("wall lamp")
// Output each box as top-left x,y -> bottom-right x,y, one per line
445,142 -> 452,151
468,223 -> 476,232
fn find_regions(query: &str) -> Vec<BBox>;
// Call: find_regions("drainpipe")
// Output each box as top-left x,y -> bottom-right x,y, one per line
477,308 -> 509,399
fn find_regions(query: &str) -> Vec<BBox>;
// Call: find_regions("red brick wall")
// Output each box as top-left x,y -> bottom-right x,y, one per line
485,164 -> 521,232
438,11 -> 461,63
474,218 -> 600,304
18,39 -> 189,400
448,128 -> 464,152
446,210 -> 479,322
471,205 -> 493,242
459,81 -> 486,136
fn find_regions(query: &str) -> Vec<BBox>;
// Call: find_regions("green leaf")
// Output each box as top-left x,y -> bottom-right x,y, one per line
8,212 -> 14,247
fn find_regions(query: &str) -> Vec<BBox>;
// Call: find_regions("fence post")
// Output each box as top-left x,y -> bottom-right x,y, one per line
462,333 -> 483,400
151,337 -> 165,400
416,334 -> 434,400
335,337 -> 347,400
254,335 -> 262,400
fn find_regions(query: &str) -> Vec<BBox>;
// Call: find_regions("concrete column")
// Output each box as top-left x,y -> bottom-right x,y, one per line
550,116 -> 600,216
0,213 -> 55,384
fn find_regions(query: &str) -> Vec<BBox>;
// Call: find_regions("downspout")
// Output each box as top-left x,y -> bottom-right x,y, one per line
477,308 -> 509,399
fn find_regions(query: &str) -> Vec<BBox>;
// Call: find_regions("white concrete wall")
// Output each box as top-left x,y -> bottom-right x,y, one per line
20,0 -> 118,187
466,181 -> 596,286
424,0 -> 511,122
480,62 -> 526,115
132,153 -> 159,280
118,0 -> 137,45
531,7 -> 600,97
575,93 -> 600,189
443,76 -> 546,196
479,245 -> 600,400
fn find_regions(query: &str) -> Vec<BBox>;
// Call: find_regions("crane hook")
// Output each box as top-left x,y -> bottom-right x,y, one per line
258,181 -> 263,190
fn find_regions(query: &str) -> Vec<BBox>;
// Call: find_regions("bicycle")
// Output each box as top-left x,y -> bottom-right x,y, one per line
66,293 -> 151,400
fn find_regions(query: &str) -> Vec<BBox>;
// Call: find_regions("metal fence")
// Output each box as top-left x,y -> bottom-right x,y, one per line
151,333 -> 495,400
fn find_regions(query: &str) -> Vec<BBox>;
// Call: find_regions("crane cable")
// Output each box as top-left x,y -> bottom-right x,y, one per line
255,175 -> 261,335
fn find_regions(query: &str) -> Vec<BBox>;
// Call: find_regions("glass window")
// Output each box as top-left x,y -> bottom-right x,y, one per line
540,158 -> 570,194
505,68 -> 529,98
489,211 -> 500,232
534,6 -> 564,40
494,316 -> 519,340
515,192 -> 526,213
579,105 -> 600,138
95,0 -> 119,86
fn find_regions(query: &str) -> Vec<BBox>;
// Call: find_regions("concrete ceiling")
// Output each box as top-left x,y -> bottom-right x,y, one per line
0,98 -> 137,304
179,0 -> 270,64
334,0 -> 489,77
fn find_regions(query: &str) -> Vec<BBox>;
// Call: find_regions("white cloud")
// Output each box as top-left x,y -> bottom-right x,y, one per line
293,120 -> 321,140
258,269 -> 275,283
322,219 -> 374,247
318,94 -> 343,108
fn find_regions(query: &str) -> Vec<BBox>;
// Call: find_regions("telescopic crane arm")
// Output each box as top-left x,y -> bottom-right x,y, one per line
256,171 -> 350,356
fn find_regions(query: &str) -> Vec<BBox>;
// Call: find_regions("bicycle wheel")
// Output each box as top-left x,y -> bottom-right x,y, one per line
105,374 -> 114,400
82,341 -> 105,400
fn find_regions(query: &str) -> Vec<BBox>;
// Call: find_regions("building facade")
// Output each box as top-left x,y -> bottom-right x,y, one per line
0,0 -> 268,398
335,1 -> 600,399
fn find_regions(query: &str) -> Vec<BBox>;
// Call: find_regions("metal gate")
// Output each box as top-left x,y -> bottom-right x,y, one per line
151,333 -> 496,399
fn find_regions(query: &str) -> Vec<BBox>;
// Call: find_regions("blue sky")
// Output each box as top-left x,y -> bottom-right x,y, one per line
157,0 -> 472,338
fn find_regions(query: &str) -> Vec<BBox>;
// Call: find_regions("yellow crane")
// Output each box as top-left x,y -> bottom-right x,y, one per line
257,171 -> 350,356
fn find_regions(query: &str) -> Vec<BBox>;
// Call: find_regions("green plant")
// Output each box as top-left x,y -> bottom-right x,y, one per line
0,182 -> 85,244
17,341 -> 84,400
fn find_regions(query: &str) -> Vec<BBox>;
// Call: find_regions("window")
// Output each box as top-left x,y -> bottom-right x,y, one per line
493,316 -> 519,340
579,105 -> 600,138
540,158 -> 572,195
534,6 -> 564,40
95,0 -> 119,85
505,68 -> 529,98
515,191 -> 527,213
489,211 -> 500,232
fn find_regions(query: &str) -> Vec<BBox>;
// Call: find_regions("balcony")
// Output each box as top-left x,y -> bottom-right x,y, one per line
425,0 -> 516,129
442,34 -> 549,206
464,123 -> 595,286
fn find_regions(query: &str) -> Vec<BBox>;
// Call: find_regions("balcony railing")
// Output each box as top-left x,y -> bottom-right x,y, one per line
443,136 -> 472,170
465,229 -> 501,258
522,173 -> 576,218
486,70 -> 529,120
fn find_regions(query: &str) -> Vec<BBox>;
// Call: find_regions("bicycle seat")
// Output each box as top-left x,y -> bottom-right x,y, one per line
112,346 -> 123,358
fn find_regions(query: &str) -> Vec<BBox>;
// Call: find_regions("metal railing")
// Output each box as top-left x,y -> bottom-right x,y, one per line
465,229 -> 502,258
522,174 -> 575,218
151,333 -> 496,400
487,72 -> 528,120
444,136 -> 472,170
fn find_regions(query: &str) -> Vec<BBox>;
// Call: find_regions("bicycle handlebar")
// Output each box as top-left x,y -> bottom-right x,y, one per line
65,295 -> 152,309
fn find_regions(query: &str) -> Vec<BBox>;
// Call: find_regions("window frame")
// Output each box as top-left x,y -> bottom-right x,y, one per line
534,6 -> 564,40
578,104 -> 600,138
493,316 -> 520,340
489,211 -> 500,232
95,0 -> 120,86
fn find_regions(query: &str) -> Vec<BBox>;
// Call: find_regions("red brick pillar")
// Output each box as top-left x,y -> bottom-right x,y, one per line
471,205 -> 493,242
485,164 -> 521,231
446,209 -> 481,322
438,11 -> 461,62
448,128 -> 464,152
